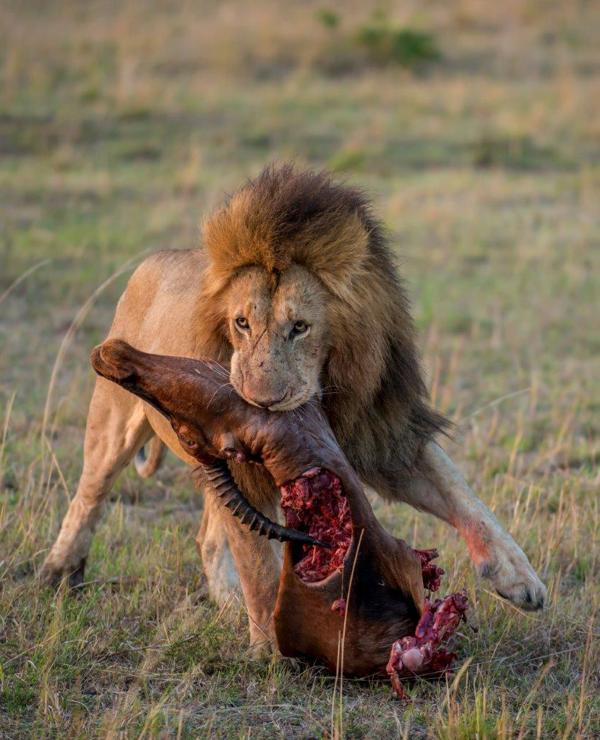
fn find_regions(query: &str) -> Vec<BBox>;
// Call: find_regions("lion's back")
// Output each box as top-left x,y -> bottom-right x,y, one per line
108,248 -> 208,356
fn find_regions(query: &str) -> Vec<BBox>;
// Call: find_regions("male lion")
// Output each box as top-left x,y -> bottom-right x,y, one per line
42,164 -> 546,653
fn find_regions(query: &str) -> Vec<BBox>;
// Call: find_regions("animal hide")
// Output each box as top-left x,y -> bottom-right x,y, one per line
91,339 -> 467,697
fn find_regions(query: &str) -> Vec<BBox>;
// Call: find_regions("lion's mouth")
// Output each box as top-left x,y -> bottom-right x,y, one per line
280,468 -> 353,583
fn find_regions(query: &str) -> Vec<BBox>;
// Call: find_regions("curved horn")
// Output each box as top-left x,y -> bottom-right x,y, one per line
202,460 -> 330,549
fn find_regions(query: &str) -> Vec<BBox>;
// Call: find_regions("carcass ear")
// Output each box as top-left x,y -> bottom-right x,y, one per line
169,419 -> 221,465
170,419 -> 200,450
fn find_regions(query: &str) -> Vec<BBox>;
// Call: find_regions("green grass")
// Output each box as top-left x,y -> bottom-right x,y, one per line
1,1 -> 599,736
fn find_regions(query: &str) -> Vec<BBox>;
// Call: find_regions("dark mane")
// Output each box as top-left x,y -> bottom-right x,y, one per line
199,163 -> 448,493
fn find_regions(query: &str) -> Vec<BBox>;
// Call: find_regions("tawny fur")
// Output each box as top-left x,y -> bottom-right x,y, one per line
42,164 -> 546,648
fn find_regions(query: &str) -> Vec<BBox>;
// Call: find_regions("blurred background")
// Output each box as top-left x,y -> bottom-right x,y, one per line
0,1 -> 598,737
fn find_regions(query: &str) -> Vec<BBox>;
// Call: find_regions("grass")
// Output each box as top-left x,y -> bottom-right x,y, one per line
1,0 -> 599,736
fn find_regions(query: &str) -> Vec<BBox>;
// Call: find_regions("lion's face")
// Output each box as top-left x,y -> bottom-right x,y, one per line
224,264 -> 329,410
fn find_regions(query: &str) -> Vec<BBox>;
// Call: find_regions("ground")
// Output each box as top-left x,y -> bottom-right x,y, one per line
0,1 -> 599,737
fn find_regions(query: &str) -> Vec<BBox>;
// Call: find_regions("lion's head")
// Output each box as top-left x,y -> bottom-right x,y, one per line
198,164 -> 445,476
221,264 -> 329,410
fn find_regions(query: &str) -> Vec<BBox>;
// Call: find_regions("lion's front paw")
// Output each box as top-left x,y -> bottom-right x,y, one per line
478,544 -> 546,611
247,637 -> 277,661
39,555 -> 87,589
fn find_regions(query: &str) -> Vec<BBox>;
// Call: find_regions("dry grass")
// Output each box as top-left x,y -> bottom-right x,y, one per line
1,1 -> 599,737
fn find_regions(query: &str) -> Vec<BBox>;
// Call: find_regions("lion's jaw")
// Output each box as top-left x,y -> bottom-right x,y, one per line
225,265 -> 329,411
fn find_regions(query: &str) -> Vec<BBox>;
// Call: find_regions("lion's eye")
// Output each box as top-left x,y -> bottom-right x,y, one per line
290,320 -> 309,338
235,316 -> 250,331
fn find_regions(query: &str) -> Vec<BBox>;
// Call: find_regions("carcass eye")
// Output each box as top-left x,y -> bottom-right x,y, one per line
235,316 -> 250,331
290,320 -> 309,338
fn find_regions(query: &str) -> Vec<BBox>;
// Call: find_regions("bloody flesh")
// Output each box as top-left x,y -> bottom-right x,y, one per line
280,468 -> 352,583
280,467 -> 468,699
387,548 -> 468,700
414,547 -> 446,592
283,467 -> 468,699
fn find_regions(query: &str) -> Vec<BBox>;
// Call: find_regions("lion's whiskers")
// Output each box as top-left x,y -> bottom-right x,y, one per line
205,380 -> 233,409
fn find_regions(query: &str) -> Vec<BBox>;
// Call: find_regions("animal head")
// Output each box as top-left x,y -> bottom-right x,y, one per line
223,264 -> 329,410
198,164 -> 443,461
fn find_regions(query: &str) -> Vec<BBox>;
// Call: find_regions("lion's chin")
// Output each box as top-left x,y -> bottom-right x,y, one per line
233,385 -> 315,412
267,394 -> 313,411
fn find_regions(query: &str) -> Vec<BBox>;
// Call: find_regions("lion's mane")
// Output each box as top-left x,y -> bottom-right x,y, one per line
197,164 -> 447,497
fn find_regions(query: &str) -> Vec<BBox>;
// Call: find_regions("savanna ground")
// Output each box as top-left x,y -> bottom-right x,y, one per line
1,1 -> 599,737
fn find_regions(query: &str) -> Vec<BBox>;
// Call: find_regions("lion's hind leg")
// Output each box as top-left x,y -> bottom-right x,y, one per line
41,377 -> 152,587
134,435 -> 165,479
195,493 -> 241,606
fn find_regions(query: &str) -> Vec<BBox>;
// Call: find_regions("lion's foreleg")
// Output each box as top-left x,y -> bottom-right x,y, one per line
401,441 -> 546,610
196,493 -> 241,605
197,496 -> 281,656
41,379 -> 152,586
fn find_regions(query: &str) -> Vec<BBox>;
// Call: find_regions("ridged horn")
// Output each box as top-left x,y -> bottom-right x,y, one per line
202,460 -> 330,549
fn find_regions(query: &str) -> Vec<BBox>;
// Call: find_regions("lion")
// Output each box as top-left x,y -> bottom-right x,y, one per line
41,164 -> 546,654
